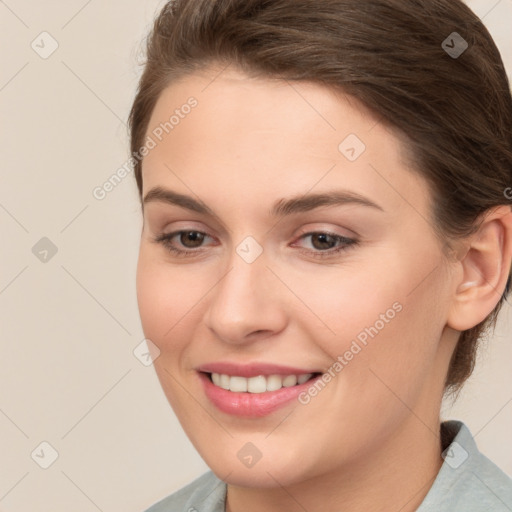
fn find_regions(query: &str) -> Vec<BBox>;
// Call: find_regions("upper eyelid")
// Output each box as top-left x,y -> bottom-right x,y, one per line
144,207 -> 229,236
156,218 -> 358,237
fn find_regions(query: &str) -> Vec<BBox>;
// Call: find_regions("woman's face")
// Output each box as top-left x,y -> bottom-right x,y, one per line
136,65 -> 458,487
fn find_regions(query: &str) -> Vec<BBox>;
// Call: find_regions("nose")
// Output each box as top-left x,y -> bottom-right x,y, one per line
203,250 -> 288,345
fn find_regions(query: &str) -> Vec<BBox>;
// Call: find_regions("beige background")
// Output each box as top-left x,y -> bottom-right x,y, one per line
0,0 -> 511,510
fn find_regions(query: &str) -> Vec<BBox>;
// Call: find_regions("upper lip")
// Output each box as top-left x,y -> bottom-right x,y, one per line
197,362 -> 321,378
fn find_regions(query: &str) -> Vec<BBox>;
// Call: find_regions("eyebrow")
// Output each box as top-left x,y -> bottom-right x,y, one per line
143,186 -> 384,217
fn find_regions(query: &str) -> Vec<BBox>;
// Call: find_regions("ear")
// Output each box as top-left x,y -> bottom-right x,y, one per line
447,205 -> 512,332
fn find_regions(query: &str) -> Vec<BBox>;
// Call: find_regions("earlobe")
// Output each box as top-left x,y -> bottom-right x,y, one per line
447,205 -> 512,332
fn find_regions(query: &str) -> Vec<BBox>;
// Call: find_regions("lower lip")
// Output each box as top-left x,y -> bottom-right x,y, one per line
198,372 -> 321,417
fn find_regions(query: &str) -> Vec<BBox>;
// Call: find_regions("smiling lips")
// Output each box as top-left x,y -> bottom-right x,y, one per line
197,362 -> 322,417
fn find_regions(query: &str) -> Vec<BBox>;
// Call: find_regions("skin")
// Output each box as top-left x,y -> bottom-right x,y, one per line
136,64 -> 512,512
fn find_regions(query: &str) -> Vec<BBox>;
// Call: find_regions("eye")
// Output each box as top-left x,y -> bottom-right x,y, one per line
153,230 -> 214,257
293,231 -> 358,259
152,229 -> 359,260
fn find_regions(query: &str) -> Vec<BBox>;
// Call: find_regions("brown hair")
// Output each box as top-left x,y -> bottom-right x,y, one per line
128,0 -> 512,397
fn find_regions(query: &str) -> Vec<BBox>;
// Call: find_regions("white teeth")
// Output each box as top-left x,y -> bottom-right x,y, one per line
211,372 -> 313,393
266,375 -> 282,391
297,374 -> 311,385
247,375 -> 267,393
229,376 -> 248,392
282,375 -> 297,387
219,374 -> 230,389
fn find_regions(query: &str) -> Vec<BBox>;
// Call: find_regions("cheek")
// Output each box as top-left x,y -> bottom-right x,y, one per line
135,248 -> 203,345
135,252 -> 202,408
282,261 -> 407,350
136,255 -> 168,342
288,256 -> 445,397
282,278 -> 444,470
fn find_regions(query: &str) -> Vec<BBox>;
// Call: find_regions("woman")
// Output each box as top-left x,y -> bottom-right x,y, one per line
130,0 -> 512,510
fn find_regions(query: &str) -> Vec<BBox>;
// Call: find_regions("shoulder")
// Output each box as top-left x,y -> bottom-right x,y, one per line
143,471 -> 226,512
418,420 -> 512,511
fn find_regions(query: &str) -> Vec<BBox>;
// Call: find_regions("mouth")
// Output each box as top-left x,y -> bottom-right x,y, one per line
197,368 -> 323,417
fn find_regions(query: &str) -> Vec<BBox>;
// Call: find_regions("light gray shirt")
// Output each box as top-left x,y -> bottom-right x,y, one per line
144,420 -> 512,511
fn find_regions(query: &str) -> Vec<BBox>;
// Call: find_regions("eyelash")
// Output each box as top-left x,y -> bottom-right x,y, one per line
152,230 -> 359,260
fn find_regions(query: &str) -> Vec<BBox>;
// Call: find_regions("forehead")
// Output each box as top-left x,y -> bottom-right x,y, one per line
145,65 -> 378,152
141,65 -> 431,223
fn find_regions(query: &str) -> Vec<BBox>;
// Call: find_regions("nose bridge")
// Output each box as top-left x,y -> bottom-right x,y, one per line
220,233 -> 269,302
204,241 -> 286,343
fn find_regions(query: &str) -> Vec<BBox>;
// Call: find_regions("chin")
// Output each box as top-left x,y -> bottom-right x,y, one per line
211,462 -> 300,488
198,441 -> 316,489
